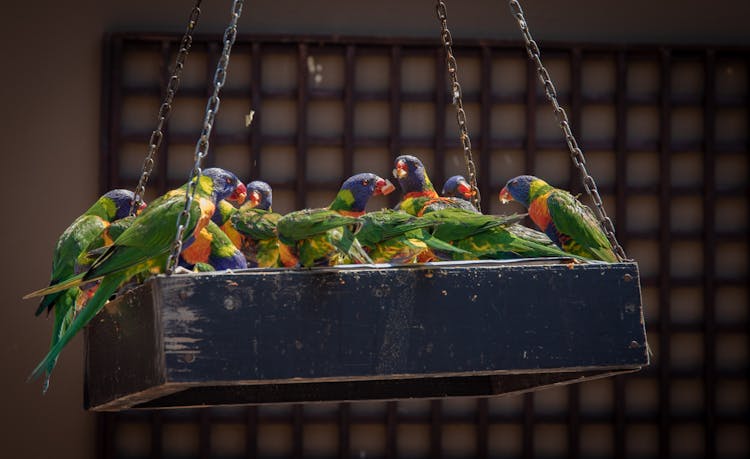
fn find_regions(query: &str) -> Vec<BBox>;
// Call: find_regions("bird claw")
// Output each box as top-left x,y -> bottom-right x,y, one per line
173,266 -> 193,275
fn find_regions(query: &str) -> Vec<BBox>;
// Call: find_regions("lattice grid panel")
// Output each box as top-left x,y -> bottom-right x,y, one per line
98,34 -> 749,459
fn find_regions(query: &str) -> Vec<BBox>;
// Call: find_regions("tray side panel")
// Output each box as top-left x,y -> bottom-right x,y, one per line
155,262 -> 647,383
85,281 -> 164,409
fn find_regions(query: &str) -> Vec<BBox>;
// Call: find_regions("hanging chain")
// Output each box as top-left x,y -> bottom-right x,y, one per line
435,1 -> 481,212
130,1 -> 203,216
508,0 -> 628,261
166,0 -> 244,274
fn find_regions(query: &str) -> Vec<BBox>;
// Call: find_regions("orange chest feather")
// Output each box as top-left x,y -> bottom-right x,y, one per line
182,227 -> 213,264
529,196 -> 553,230
192,198 -> 216,237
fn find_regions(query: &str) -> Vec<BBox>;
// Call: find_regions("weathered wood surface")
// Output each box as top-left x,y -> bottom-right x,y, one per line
85,259 -> 648,411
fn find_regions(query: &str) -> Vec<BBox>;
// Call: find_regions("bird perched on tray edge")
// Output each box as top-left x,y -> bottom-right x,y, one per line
277,172 -> 395,267
24,167 -> 246,390
499,174 -> 617,262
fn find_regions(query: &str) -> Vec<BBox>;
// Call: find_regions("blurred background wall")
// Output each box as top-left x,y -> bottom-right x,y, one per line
0,1 -> 747,459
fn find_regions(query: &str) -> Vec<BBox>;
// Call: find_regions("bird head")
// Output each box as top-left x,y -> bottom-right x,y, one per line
499,175 -> 542,208
331,173 -> 395,215
102,189 -> 143,221
442,175 -> 475,201
202,168 -> 247,204
392,155 -> 435,194
245,180 -> 273,211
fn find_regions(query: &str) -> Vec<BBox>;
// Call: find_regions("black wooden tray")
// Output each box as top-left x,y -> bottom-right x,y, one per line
84,259 -> 648,411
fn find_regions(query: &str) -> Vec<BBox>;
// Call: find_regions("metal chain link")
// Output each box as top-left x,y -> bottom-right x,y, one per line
435,1 -> 481,212
166,0 -> 244,274
508,0 -> 628,261
130,0 -> 203,216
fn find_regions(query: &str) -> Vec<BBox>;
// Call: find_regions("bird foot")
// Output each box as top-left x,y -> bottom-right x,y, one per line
173,266 -> 193,275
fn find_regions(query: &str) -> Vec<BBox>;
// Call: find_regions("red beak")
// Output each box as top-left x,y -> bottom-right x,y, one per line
247,190 -> 261,208
375,178 -> 396,196
457,181 -> 475,199
229,182 -> 247,204
392,160 -> 408,180
498,187 -> 513,204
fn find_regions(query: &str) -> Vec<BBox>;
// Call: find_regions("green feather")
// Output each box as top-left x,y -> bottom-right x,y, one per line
544,190 -> 618,262
423,208 -> 580,261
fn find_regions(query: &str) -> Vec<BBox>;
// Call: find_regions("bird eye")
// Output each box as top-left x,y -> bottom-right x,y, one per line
226,177 -> 232,184
362,179 -> 370,186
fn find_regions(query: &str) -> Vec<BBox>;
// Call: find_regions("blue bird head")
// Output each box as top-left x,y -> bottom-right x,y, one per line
332,172 -> 395,214
441,175 -> 475,201
392,155 -> 435,194
245,180 -> 273,211
499,175 -> 546,208
101,189 -> 140,220
202,168 -> 247,204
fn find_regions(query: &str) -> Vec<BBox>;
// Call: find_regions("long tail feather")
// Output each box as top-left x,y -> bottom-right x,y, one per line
23,273 -> 89,300
35,290 -> 64,316
29,274 -> 124,392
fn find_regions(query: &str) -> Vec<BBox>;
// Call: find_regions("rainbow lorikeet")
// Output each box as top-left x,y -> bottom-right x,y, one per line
441,175 -> 476,202
356,209 -> 469,263
35,190 -> 140,317
24,168 -> 246,389
499,175 -> 618,262
33,190 -> 141,390
180,220 -> 247,272
421,207 -> 581,261
72,215 -> 140,320
209,197 -> 245,248
229,181 -> 297,268
392,155 -> 478,216
277,173 -> 395,267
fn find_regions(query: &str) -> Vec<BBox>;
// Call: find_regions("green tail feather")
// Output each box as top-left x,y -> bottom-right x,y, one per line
345,237 -> 373,264
30,274 -> 124,392
35,289 -> 64,316
333,228 -> 372,264
23,272 -> 89,300
421,233 -> 470,255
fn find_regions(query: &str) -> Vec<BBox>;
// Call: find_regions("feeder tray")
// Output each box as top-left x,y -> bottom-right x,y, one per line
84,259 -> 647,411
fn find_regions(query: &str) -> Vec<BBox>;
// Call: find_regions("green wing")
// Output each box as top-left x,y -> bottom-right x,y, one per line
36,215 -> 109,315
546,190 -> 617,262
357,209 -> 435,247
423,208 -> 524,241
84,193 -> 202,280
277,208 -> 360,245
231,208 -> 280,240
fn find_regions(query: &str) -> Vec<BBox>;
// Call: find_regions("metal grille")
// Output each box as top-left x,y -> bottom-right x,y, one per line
98,34 -> 749,459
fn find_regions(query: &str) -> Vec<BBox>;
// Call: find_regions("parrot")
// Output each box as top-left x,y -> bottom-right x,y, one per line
277,173 -> 395,267
356,209 -> 470,263
441,175 -> 476,202
229,181 -> 297,268
498,175 -> 618,262
392,154 -> 478,216
211,199 -> 243,249
32,189 -> 142,390
179,220 -> 248,272
421,207 -> 583,261
24,168 -> 247,388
